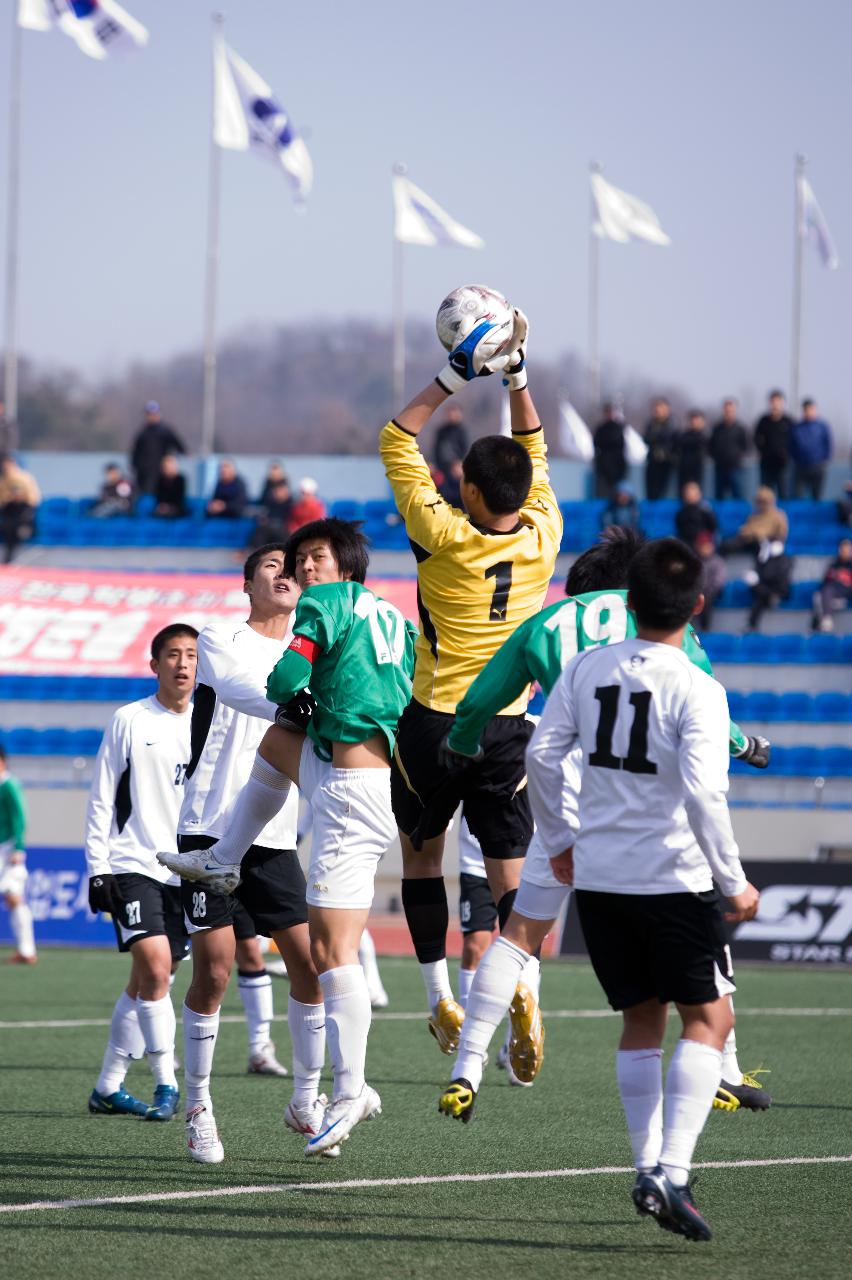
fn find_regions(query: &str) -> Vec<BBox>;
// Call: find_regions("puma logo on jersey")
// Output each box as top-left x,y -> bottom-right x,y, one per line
312,882 -> 329,893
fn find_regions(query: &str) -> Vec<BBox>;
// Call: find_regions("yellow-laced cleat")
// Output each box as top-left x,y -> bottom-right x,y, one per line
508,982 -> 545,1084
438,1078 -> 476,1124
428,996 -> 465,1055
713,1068 -> 772,1112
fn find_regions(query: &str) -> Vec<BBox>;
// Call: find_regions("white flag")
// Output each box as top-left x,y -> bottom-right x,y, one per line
214,36 -> 312,202
591,172 -> 671,246
558,398 -> 593,461
799,176 -> 839,270
393,173 -> 484,248
18,0 -> 148,60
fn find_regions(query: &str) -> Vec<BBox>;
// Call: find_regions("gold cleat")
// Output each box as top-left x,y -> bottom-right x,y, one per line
438,1078 -> 476,1124
508,982 -> 545,1084
428,996 -> 465,1054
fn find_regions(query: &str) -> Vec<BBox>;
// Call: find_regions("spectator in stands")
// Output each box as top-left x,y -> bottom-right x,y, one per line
130,402 -> 186,496
601,483 -> 640,531
257,462 -> 289,509
153,454 -> 188,519
838,480 -> 852,528
709,398 -> 749,499
694,531 -> 726,631
438,459 -> 464,509
91,463 -> 134,518
433,405 -> 470,479
593,402 -> 627,499
674,409 -> 709,490
287,477 -> 326,533
249,478 -> 293,548
811,538 -> 852,632
643,396 -> 676,500
0,454 -> 40,564
791,399 -> 832,500
753,389 -> 793,498
206,459 -> 248,519
744,540 -> 793,632
675,481 -> 718,550
720,485 -> 789,555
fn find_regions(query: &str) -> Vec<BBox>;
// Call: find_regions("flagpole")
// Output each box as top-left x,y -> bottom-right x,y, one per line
200,12 -> 225,461
392,162 -> 406,407
3,9 -> 23,450
790,152 -> 806,413
587,161 -> 601,414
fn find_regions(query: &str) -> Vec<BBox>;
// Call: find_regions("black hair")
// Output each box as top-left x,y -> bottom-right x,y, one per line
243,541 -> 289,584
565,526 -> 645,596
462,436 -> 533,516
627,537 -> 703,631
150,623 -> 199,662
802,398 -> 815,410
769,388 -> 785,400
284,518 -> 369,583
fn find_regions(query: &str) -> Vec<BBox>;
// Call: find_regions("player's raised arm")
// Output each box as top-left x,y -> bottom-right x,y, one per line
445,617 -> 538,759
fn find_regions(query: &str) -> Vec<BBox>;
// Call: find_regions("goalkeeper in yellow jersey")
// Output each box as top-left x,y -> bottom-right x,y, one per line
379,309 -> 562,1053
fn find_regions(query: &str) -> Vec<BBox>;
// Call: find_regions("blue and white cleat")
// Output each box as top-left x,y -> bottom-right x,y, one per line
146,1084 -> 180,1121
156,847 -> 242,895
88,1086 -> 150,1117
304,1084 -> 382,1157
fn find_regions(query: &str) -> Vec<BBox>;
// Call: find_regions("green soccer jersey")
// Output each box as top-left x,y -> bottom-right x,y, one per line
0,774 -> 27,850
266,581 -> 417,762
448,588 -> 748,758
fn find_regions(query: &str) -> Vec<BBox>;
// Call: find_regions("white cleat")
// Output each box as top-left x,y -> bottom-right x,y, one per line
186,1105 -> 225,1164
304,1084 -> 381,1157
264,957 -> 289,979
284,1093 -> 340,1158
156,847 -> 242,895
368,986 -> 390,1009
248,1041 -> 289,1077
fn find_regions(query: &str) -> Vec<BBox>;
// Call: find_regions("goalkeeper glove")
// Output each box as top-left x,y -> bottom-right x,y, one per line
436,321 -> 512,395
275,690 -> 316,734
502,309 -> 530,391
438,732 -> 484,771
88,873 -> 124,916
734,735 -> 771,769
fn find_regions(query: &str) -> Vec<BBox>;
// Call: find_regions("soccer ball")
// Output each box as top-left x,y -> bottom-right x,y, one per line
435,284 -> 516,362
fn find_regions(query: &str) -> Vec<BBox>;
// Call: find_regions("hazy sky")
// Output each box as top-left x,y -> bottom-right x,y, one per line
2,0 -> 850,432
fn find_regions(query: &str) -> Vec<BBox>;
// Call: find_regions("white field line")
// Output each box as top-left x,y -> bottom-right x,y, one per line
0,1006 -> 850,1031
1,1155 -> 850,1217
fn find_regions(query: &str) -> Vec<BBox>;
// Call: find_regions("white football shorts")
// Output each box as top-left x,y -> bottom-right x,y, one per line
512,828 -> 572,922
0,839 -> 28,899
298,742 -> 397,910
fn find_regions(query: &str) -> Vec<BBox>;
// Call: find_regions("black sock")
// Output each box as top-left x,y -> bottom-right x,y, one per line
497,889 -> 518,932
401,877 -> 448,964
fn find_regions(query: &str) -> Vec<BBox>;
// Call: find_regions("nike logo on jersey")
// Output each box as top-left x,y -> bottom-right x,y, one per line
145,741 -> 160,746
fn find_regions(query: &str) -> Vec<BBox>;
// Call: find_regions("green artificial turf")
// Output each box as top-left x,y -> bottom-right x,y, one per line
1,950 -> 850,1279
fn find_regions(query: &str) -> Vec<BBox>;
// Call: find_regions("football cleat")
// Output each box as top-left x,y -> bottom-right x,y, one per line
284,1093 -> 340,1158
438,1078 -> 476,1124
156,847 -> 242,895
428,996 -> 465,1054
264,956 -> 289,979
304,1084 -> 382,1157
146,1084 -> 180,1121
632,1166 -> 712,1242
496,1042 -> 532,1087
508,982 -> 545,1083
248,1040 -> 289,1077
88,1086 -> 150,1117
713,1070 -> 772,1112
6,952 -> 37,965
368,985 -> 390,1009
186,1105 -> 225,1164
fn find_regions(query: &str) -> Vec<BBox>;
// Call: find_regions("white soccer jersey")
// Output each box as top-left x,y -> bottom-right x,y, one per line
85,696 -> 191,884
178,621 -> 299,848
527,638 -> 747,897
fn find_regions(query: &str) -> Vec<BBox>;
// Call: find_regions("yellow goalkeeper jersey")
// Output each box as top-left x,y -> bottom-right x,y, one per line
379,419 -> 562,714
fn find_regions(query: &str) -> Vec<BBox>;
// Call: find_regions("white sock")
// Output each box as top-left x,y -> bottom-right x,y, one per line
96,991 -> 145,1096
453,936 -> 528,1092
520,953 -> 541,999
660,1039 -> 723,1186
183,1004 -> 219,1110
237,969 -> 273,1054
288,996 -> 326,1107
10,903 -> 36,958
136,994 -> 177,1088
211,754 -> 291,866
358,929 -> 387,1001
458,968 -> 476,1010
617,1048 -> 664,1171
318,964 -> 372,1101
722,999 -> 743,1084
421,958 -> 453,1011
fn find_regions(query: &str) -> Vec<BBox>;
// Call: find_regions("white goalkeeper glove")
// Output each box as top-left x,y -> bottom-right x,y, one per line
502,308 -> 529,391
436,321 -> 513,395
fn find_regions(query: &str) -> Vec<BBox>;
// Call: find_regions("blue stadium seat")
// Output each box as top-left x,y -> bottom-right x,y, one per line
777,691 -> 815,722
41,496 -> 73,517
364,499 -> 397,523
136,495 -> 156,516
742,691 -> 778,720
813,691 -> 852,723
330,500 -> 364,522
702,634 -> 741,663
725,690 -> 747,720
806,633 -> 843,663
817,747 -> 852,778
775,746 -> 821,777
771,635 -> 806,664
